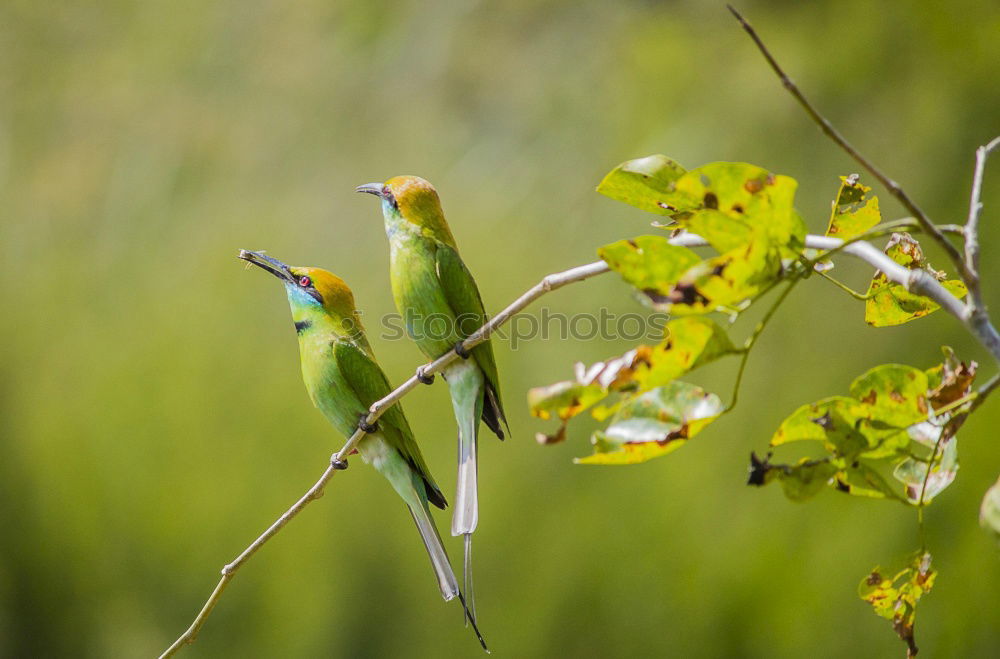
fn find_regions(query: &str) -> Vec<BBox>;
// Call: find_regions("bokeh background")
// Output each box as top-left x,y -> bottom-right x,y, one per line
3,0 -> 1000,656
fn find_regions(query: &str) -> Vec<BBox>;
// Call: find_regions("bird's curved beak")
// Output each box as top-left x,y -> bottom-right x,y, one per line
355,182 -> 385,197
239,249 -> 295,283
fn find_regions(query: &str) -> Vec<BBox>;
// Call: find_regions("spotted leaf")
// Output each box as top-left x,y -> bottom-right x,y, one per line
576,382 -> 722,465
859,553 -> 936,658
865,233 -> 968,327
596,155 -> 695,216
825,174 -> 881,240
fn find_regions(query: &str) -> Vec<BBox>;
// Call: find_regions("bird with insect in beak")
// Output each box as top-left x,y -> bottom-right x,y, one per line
356,176 -> 508,623
238,249 -> 487,651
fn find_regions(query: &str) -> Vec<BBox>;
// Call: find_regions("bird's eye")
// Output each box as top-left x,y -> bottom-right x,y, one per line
298,276 -> 312,288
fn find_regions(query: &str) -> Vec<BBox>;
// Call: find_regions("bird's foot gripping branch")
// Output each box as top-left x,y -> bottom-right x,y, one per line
527,151 -> 1000,656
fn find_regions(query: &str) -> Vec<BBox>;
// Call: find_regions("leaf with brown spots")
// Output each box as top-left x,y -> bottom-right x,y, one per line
925,346 -> 977,411
747,453 -> 839,502
597,157 -> 805,257
669,162 -> 806,255
529,318 -> 736,455
849,364 -> 929,428
596,155 -> 696,216
633,317 -> 737,390
770,396 -> 872,457
528,347 -> 653,421
835,463 -> 903,500
865,233 -> 968,327
825,174 -> 882,240
676,209 -> 754,253
859,553 -> 936,658
599,235 -> 702,308
576,382 -> 722,465
666,234 -> 783,315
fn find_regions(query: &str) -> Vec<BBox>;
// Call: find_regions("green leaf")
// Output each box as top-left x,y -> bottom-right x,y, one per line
527,380 -> 607,423
859,553 -> 936,658
849,364 -> 929,428
596,155 -> 695,216
825,175 -> 881,240
770,396 -> 870,455
671,162 -> 806,253
678,210 -> 754,253
746,453 -> 838,502
576,382 -> 722,465
530,320 -> 737,451
761,352 -> 974,509
666,235 -> 782,315
598,236 -> 701,307
865,233 -> 968,327
980,476 -> 1000,540
747,453 -> 902,501
779,460 -> 839,502
597,157 -> 806,257
634,317 -> 737,389
835,463 -> 901,500
600,232 -> 783,316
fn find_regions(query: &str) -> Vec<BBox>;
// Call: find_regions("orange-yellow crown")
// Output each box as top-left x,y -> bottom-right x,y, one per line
384,175 -> 456,247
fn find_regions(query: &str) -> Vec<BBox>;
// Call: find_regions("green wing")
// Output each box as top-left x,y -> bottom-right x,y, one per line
433,241 -> 507,433
333,340 -> 446,508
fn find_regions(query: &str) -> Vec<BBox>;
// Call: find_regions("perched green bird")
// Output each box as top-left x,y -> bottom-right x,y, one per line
239,249 -> 485,649
357,176 -> 507,617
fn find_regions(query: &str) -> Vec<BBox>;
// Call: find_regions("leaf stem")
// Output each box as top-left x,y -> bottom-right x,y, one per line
816,270 -> 871,300
726,278 -> 800,412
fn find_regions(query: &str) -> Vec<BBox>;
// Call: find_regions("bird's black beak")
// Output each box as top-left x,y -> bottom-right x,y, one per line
355,182 -> 386,197
239,249 -> 295,283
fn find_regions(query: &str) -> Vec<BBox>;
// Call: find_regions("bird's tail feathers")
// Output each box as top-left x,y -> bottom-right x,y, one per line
450,364 -> 483,537
481,384 -> 507,440
408,503 -> 488,652
408,502 -> 459,602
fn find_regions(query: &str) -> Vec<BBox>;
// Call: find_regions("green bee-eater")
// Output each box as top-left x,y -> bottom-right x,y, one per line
239,249 -> 485,649
356,176 -> 507,617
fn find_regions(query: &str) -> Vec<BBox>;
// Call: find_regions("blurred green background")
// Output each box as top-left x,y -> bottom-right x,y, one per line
3,0 -> 999,656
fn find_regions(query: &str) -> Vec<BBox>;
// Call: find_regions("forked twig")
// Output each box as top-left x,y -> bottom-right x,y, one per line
727,4 -> 972,285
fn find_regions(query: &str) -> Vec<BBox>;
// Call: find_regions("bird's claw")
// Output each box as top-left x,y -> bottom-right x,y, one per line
331,457 -> 349,470
454,341 -> 471,359
358,414 -> 379,434
416,365 -> 435,385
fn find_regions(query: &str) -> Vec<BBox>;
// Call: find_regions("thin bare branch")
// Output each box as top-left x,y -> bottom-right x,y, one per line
159,460 -> 342,658
727,5 -> 972,284
963,136 -> 1000,310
